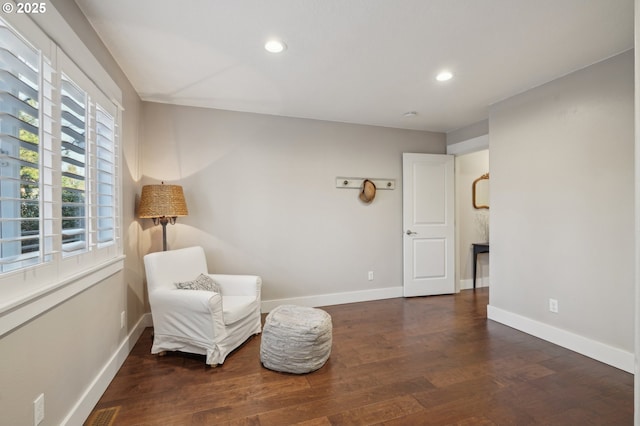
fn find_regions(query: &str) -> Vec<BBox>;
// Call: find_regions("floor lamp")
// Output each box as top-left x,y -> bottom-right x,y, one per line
138,183 -> 189,251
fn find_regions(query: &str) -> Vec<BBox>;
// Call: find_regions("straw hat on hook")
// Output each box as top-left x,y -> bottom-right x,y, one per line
359,179 -> 376,204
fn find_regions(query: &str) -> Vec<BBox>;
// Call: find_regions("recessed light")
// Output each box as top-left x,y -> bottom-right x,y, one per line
265,39 -> 287,53
436,71 -> 453,82
403,111 -> 418,117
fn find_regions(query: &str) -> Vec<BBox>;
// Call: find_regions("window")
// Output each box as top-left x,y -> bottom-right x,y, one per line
57,56 -> 120,267
0,10 -> 122,318
0,17 -> 121,269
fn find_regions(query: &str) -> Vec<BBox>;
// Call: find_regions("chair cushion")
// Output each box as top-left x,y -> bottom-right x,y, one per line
222,295 -> 259,325
175,273 -> 221,292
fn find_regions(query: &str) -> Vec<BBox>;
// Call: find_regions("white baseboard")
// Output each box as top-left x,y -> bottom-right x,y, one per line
62,313 -> 153,425
487,305 -> 634,374
261,286 -> 403,313
459,277 -> 490,291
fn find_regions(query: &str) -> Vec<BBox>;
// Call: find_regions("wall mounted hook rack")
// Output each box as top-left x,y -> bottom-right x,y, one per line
336,177 -> 396,190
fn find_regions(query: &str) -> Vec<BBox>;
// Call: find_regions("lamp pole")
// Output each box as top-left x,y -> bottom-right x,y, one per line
154,216 -> 177,251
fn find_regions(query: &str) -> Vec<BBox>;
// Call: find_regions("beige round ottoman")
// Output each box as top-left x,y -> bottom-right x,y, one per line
260,305 -> 332,374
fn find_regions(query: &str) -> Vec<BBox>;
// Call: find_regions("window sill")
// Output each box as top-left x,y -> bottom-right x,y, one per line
0,255 -> 125,337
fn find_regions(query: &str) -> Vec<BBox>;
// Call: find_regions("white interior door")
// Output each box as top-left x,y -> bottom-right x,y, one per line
403,153 -> 455,296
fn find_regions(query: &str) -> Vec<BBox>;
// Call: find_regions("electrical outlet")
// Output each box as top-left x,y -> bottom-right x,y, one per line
34,393 -> 44,425
368,271 -> 374,281
549,298 -> 559,313
120,311 -> 126,329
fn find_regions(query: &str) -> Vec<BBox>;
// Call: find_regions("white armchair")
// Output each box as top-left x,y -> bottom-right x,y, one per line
143,246 -> 262,366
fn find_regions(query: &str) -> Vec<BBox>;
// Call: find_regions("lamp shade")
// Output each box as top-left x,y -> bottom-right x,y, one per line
138,184 -> 188,218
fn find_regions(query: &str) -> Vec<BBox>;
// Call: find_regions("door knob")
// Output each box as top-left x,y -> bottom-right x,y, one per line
406,230 -> 418,235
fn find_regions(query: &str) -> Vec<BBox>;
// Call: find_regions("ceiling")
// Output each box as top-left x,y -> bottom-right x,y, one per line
75,0 -> 633,133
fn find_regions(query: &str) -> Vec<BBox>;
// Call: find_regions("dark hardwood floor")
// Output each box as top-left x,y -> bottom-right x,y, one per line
86,288 -> 633,425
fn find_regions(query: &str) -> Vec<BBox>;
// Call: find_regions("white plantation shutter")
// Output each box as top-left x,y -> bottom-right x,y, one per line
0,18 -> 54,272
60,75 -> 87,256
94,105 -> 117,247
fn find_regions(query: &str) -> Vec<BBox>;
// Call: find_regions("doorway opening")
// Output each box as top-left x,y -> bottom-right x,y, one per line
454,149 -> 489,291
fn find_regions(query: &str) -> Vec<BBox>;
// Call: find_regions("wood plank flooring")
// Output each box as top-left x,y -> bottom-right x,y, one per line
86,288 -> 633,425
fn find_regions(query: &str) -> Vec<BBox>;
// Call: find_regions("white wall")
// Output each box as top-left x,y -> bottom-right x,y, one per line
488,50 -> 635,371
447,119 -> 489,146
455,150 -> 490,290
140,103 -> 445,306
0,1 -> 144,424
634,1 -> 639,420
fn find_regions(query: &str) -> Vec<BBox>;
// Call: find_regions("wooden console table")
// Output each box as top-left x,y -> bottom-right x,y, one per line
471,243 -> 489,289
